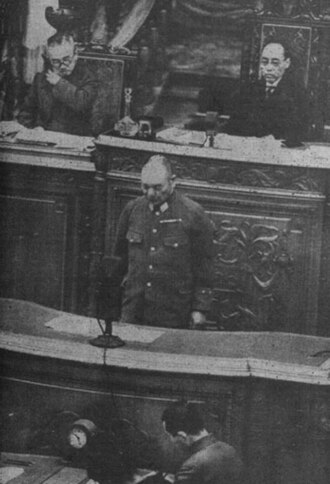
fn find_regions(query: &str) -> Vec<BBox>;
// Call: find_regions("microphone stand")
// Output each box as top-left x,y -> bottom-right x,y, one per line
90,318 -> 125,348
89,256 -> 125,348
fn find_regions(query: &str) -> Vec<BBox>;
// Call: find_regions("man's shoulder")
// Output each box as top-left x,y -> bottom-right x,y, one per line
188,439 -> 242,468
278,73 -> 307,95
175,192 -> 204,214
32,71 -> 47,86
124,195 -> 146,212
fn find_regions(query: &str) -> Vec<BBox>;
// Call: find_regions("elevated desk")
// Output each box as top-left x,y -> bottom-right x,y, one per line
1,135 -> 330,335
1,298 -> 330,484
92,135 -> 330,336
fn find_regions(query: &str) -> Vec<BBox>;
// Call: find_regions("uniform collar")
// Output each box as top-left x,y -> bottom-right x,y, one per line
148,191 -> 175,213
149,201 -> 169,213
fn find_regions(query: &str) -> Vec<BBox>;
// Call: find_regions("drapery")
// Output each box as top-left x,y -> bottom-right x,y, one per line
23,0 -> 58,84
171,0 -> 255,27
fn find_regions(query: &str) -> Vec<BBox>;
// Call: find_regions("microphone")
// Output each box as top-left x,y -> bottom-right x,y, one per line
89,256 -> 125,348
90,318 -> 125,348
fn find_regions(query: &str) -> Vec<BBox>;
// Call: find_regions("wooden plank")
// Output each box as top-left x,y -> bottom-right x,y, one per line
43,467 -> 88,484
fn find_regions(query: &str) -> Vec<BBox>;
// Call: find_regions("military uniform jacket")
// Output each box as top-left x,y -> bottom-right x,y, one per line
113,191 -> 215,328
175,434 -> 243,484
18,61 -> 98,136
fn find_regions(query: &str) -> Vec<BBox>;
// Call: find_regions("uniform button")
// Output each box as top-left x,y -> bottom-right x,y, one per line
152,228 -> 157,234
146,282 -> 151,287
155,211 -> 160,216
151,246 -> 156,252
174,242 -> 179,248
149,264 -> 153,270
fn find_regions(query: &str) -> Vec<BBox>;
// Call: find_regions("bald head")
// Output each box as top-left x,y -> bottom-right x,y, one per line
141,155 -> 175,205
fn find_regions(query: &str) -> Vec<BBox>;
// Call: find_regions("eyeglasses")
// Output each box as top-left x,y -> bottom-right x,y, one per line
49,55 -> 75,68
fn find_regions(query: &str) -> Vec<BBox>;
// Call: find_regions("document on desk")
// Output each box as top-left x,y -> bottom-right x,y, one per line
46,315 -> 165,343
14,128 -> 95,151
156,127 -> 207,146
213,133 -> 282,154
0,120 -> 25,136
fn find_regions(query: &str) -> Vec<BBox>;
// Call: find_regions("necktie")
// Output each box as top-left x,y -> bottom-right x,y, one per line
265,86 -> 275,99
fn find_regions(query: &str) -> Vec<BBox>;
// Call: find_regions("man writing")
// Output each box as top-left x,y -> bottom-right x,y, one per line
18,32 -> 98,136
224,39 -> 310,144
162,401 -> 243,484
108,155 -> 216,329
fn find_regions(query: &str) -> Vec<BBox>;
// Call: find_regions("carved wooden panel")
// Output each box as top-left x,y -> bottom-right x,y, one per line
103,169 -> 324,334
103,150 -> 323,191
185,185 -> 324,334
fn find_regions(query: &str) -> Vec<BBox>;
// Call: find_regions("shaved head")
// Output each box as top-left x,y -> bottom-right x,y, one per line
141,155 -> 175,205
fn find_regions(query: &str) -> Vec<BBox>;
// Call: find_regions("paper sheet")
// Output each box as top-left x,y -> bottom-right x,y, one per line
45,315 -> 165,344
14,127 -> 94,151
156,127 -> 207,146
0,121 -> 25,136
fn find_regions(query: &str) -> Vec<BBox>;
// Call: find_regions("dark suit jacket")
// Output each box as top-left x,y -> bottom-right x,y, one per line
17,61 -> 98,136
175,434 -> 243,484
225,73 -> 310,143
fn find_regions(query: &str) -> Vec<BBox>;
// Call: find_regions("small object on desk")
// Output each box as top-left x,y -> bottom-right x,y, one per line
137,116 -> 163,140
281,138 -> 305,148
2,458 -> 34,466
114,87 -> 139,137
204,111 -> 218,148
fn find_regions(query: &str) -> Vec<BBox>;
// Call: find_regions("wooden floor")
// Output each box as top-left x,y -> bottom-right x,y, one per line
0,453 -> 88,484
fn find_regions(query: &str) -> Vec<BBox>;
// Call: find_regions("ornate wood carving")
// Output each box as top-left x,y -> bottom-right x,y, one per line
255,0 -> 330,22
106,152 -> 322,192
211,218 -> 294,331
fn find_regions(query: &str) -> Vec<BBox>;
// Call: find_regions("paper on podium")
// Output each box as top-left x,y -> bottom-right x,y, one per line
15,127 -> 95,151
45,315 -> 165,343
0,120 -> 25,136
156,127 -> 207,146
214,133 -> 282,154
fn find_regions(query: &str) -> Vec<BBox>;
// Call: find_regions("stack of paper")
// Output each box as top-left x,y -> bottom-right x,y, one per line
0,120 -> 24,137
156,127 -> 207,146
15,127 -> 94,151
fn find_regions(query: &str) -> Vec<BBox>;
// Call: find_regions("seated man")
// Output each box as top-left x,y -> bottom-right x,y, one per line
225,39 -> 310,144
162,401 -> 243,484
18,32 -> 98,136
109,155 -> 216,329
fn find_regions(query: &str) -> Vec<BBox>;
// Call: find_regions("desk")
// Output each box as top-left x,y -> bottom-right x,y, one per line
0,453 -> 87,484
0,141 -> 95,314
1,136 -> 330,334
1,298 -> 329,484
91,135 -> 330,335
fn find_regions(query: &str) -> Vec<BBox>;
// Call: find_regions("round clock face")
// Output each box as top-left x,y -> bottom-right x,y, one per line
68,427 -> 87,449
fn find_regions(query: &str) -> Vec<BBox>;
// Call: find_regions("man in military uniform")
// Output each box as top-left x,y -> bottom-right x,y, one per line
18,32 -> 98,136
111,155 -> 216,329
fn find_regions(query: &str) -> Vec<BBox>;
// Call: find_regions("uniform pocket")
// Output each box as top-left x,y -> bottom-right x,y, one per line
126,230 -> 143,244
163,235 -> 188,249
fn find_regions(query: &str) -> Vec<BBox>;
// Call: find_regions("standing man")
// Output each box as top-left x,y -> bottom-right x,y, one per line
162,401 -> 243,484
225,39 -> 310,144
111,155 -> 216,329
18,32 -> 98,136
